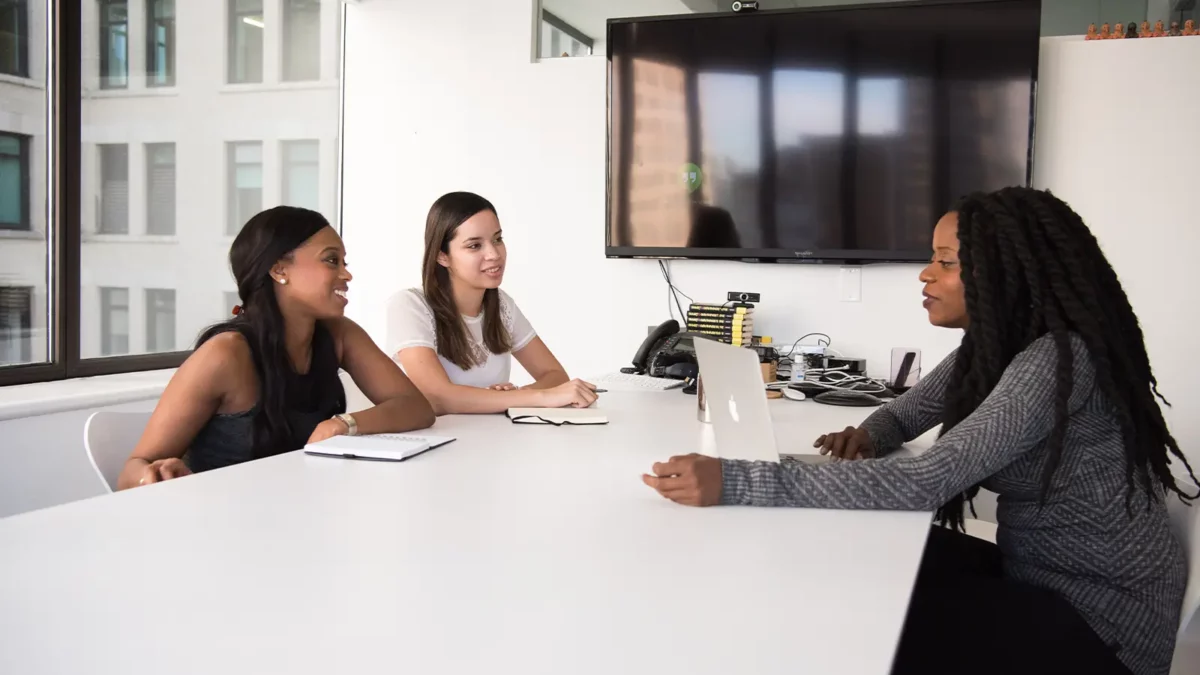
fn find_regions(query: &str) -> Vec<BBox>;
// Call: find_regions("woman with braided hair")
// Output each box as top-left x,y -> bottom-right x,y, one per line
642,187 -> 1197,674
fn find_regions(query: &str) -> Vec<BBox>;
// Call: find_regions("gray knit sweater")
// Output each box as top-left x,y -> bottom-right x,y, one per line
720,334 -> 1185,675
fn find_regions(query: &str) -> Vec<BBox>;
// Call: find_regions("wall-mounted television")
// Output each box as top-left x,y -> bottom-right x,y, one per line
605,0 -> 1040,264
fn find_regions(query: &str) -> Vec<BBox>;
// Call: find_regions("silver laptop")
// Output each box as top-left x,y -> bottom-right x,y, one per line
693,338 -> 829,465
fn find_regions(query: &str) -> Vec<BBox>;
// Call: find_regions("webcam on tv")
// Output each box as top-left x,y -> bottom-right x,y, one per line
731,1 -> 759,12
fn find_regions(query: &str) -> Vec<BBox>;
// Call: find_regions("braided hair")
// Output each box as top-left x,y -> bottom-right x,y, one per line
934,187 -> 1198,531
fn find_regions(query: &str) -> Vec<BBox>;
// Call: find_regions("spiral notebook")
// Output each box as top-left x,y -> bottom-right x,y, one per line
505,408 -> 608,426
304,433 -> 456,461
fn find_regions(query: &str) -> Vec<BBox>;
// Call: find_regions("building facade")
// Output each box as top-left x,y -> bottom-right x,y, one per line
0,0 -> 342,366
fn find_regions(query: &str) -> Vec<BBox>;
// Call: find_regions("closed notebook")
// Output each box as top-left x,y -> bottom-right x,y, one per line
304,433 -> 456,461
506,408 -> 608,426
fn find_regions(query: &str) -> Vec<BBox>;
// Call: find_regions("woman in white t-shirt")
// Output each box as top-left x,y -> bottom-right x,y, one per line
387,191 -> 596,414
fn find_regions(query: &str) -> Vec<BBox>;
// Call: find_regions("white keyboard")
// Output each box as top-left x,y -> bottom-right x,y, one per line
590,372 -> 687,392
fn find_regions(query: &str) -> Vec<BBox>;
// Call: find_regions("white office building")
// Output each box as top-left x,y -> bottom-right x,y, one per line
0,0 -> 342,366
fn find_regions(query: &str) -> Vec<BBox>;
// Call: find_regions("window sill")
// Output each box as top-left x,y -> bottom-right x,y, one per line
0,229 -> 44,241
0,73 -> 43,89
82,234 -> 180,244
219,80 -> 338,95
82,86 -> 181,99
0,369 -> 175,422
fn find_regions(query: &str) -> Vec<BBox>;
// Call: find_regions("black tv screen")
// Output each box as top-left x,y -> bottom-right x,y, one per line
606,0 -> 1040,263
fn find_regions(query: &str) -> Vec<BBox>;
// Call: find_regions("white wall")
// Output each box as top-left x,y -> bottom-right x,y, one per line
1032,36 -> 1200,469
340,0 -> 962,387
0,398 -> 157,518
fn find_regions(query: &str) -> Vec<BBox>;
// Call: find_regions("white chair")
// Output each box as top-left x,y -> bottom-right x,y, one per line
1168,496 -> 1200,637
83,411 -> 152,493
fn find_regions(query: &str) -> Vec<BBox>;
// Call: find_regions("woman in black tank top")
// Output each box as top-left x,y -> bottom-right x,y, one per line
116,207 -> 435,489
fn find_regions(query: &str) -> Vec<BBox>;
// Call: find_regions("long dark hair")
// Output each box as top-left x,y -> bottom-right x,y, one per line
421,191 -> 511,370
935,187 -> 1197,531
197,206 -> 333,459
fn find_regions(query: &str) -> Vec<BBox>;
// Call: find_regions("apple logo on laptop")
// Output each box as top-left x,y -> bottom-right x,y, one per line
727,396 -> 740,423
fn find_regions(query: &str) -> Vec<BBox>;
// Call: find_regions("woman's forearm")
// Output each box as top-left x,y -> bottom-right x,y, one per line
426,384 -> 551,415
116,458 -> 151,490
351,392 -> 436,433
522,369 -> 569,390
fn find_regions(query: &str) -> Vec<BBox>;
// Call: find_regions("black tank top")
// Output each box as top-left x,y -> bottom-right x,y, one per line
185,322 -> 347,473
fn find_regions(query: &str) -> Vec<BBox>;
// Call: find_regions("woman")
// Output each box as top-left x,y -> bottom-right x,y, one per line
388,191 -> 596,414
642,187 -> 1196,675
117,207 -> 435,489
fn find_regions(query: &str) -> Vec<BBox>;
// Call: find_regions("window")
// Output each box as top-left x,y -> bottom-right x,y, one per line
2,0 -> 345,385
283,0 -> 320,81
145,288 -> 175,353
539,10 -> 593,59
282,140 -> 319,211
146,0 -> 174,87
98,144 -> 129,234
227,141 -> 262,234
145,142 -> 175,235
228,0 -> 263,84
224,291 -> 240,316
0,0 -> 28,78
99,0 -> 128,89
99,287 -> 129,356
0,132 -> 29,230
0,286 -> 32,366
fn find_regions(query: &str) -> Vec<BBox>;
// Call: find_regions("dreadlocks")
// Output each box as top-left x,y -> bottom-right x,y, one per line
933,186 -> 1198,531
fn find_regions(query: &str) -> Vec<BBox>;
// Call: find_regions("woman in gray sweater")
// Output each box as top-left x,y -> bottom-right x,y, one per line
642,187 -> 1196,675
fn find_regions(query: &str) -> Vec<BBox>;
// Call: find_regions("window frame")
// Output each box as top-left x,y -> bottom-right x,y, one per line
144,141 -> 175,235
98,0 -> 128,90
540,9 -> 593,58
281,0 -> 320,82
0,0 -> 348,387
98,286 -> 129,356
0,0 -> 30,78
227,0 -> 264,85
226,140 -> 262,235
0,285 -> 34,365
145,0 -> 174,87
0,131 -> 31,230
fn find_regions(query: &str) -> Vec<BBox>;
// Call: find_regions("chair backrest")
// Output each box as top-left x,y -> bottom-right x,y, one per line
1168,495 -> 1200,637
84,411 -> 152,493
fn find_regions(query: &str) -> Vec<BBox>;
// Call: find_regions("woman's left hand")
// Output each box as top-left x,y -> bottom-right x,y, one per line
489,382 -> 516,391
307,418 -> 350,444
641,454 -> 723,507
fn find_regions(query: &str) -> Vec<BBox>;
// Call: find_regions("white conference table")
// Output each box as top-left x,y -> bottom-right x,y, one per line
0,391 -> 935,675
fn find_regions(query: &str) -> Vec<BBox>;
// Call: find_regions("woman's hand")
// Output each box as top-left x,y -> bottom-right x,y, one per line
137,458 -> 193,486
538,379 -> 599,408
307,418 -> 350,444
642,454 -> 723,506
489,382 -> 516,391
814,426 -> 875,460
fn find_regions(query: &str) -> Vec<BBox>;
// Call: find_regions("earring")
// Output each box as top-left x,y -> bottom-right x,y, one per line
278,278 -> 288,285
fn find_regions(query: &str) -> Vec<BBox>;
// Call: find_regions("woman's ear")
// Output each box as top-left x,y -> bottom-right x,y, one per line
270,262 -> 289,285
436,252 -> 450,269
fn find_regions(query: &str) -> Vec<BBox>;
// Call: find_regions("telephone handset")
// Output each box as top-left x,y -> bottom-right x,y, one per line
629,320 -> 679,374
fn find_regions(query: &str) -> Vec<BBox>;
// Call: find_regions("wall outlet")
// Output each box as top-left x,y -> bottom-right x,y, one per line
839,266 -> 862,302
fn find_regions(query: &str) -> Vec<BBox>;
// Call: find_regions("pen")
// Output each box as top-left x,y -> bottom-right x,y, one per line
594,388 -> 607,393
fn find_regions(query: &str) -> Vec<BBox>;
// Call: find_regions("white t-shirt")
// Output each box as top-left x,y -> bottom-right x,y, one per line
386,288 -> 537,388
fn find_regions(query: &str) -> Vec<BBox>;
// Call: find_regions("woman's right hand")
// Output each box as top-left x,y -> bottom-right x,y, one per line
136,458 -> 193,486
539,379 -> 599,408
814,426 -> 875,460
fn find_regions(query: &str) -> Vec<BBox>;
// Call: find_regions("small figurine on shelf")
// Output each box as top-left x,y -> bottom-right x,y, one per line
1140,21 -> 1152,38
1169,21 -> 1182,37
1153,20 -> 1166,37
1099,22 -> 1111,39
1085,23 -> 1099,40
1126,22 -> 1140,38
1109,21 -> 1125,38
1183,19 -> 1197,36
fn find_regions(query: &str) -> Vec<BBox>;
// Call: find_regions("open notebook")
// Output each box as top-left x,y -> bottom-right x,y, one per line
304,433 -> 456,461
506,408 -> 608,426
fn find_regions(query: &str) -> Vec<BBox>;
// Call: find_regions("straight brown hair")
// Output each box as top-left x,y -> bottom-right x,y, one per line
421,192 -> 511,370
